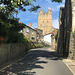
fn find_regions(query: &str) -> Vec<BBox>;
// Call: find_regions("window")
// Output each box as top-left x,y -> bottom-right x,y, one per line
26,27 -> 29,33
31,37 -> 35,40
40,24 -> 42,26
20,30 -> 22,33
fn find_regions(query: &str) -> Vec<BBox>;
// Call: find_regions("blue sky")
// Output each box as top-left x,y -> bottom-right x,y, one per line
14,0 -> 65,29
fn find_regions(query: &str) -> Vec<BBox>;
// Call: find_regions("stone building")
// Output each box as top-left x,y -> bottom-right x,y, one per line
34,28 -> 43,41
38,9 -> 52,35
20,22 -> 43,42
51,28 -> 58,50
57,0 -> 75,59
43,28 -> 58,46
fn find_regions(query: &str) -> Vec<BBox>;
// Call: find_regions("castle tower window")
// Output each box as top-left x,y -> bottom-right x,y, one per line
40,24 -> 42,26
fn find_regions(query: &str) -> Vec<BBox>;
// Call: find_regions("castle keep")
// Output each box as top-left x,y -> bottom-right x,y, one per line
38,9 -> 52,35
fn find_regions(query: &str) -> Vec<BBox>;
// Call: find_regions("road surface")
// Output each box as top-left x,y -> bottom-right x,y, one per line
0,48 -> 73,75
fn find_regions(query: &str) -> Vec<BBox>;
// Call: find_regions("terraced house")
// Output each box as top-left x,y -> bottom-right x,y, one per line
20,22 -> 43,42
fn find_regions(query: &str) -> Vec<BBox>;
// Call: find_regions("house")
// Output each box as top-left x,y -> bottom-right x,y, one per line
44,33 -> 52,45
43,27 -> 58,46
34,28 -> 43,42
19,22 -> 43,42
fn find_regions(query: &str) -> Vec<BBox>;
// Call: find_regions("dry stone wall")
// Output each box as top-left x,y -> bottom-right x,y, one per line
69,34 -> 75,60
0,43 -> 28,68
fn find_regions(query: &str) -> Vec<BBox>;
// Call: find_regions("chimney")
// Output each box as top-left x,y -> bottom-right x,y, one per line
28,22 -> 32,27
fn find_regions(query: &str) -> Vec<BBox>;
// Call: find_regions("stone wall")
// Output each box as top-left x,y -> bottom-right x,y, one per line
57,0 -> 75,59
71,0 -> 75,32
69,34 -> 75,60
22,26 -> 37,42
51,36 -> 57,50
0,43 -> 28,68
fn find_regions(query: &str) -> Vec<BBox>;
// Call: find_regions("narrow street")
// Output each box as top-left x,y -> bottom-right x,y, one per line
0,48 -> 73,75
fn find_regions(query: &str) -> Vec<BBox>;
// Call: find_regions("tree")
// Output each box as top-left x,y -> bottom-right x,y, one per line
0,0 -> 40,14
51,0 -> 62,3
0,0 -> 62,13
0,0 -> 62,42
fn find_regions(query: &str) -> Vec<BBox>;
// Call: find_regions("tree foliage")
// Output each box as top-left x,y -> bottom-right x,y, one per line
0,13 -> 24,36
0,0 -> 62,13
0,0 -> 40,14
0,0 -> 62,43
51,0 -> 62,3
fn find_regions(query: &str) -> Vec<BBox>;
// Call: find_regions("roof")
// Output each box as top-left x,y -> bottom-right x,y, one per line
44,27 -> 58,36
35,28 -> 43,31
19,21 -> 37,31
44,31 -> 54,36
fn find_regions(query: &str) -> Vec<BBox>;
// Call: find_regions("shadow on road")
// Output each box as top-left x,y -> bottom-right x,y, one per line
0,49 -> 62,75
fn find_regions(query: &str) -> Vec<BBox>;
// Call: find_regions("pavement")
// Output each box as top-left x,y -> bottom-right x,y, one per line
63,59 -> 75,75
0,48 -> 74,75
48,48 -> 75,75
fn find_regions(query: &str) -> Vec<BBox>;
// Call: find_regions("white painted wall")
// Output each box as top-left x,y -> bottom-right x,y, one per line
44,34 -> 51,44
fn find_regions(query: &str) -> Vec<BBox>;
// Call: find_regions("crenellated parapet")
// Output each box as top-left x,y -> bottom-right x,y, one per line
38,9 -> 52,20
38,9 -> 52,35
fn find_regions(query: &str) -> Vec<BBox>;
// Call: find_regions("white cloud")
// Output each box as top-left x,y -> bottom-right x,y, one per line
52,18 -> 59,29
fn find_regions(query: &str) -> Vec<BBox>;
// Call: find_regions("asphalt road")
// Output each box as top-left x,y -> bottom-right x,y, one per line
0,48 -> 73,75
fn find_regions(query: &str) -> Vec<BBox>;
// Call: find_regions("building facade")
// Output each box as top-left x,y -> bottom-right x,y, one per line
44,34 -> 52,45
20,22 -> 43,42
57,0 -> 75,59
38,9 -> 52,35
44,27 -> 58,46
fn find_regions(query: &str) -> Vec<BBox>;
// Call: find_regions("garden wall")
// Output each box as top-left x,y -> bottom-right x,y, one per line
0,43 -> 28,68
69,34 -> 75,60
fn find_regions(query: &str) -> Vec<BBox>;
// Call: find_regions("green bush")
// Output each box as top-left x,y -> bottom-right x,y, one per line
7,32 -> 30,44
40,41 -> 51,47
30,41 -> 51,49
7,31 -> 31,49
35,43 -> 43,48
7,32 -> 24,43
30,42 -> 44,49
73,31 -> 75,34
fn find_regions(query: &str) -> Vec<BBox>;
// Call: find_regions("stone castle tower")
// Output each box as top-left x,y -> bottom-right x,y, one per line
38,9 -> 52,35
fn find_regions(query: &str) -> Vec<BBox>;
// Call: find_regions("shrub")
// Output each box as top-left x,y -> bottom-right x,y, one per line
7,31 -> 31,50
40,41 -> 51,47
